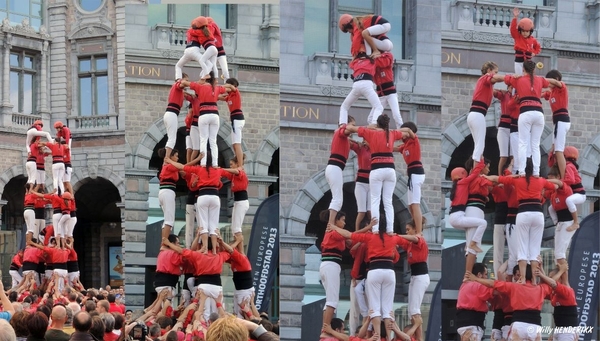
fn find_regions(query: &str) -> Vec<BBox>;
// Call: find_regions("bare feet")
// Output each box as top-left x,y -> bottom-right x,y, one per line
469,241 -> 483,253
199,247 -> 207,254
566,222 -> 579,232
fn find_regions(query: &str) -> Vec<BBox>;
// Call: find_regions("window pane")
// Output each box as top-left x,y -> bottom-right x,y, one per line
95,58 -> 107,71
339,0 -> 373,10
30,17 -> 41,29
147,4 -> 168,27
148,0 -> 161,4
23,56 -> 33,69
0,1 -> 6,10
382,0 -> 403,59
23,73 -> 33,114
79,59 -> 91,73
9,0 -> 28,14
208,5 -> 226,29
9,54 -> 18,67
97,75 -> 109,115
79,0 -> 102,12
79,77 -> 92,117
304,0 -> 329,55
9,71 -> 18,110
31,2 -> 41,17
8,13 -> 26,26
174,5 -> 199,27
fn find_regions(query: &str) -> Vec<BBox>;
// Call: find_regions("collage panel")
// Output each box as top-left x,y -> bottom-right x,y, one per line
0,0 -> 126,319
440,1 -> 600,340
279,1 -> 442,340
123,0 -> 280,337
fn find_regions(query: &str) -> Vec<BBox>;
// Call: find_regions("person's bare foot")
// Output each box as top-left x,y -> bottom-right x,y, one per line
566,222 -> 579,232
469,241 -> 483,253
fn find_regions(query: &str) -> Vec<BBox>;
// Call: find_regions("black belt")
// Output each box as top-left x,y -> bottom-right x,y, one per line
494,202 -> 508,224
470,100 -> 489,115
232,271 -> 253,290
493,309 -> 505,330
369,258 -> 394,270
67,261 -> 79,272
410,262 -> 428,276
195,274 -> 222,286
51,263 -> 68,270
187,190 -> 199,205
35,208 -> 45,219
450,205 -> 466,214
556,208 -> 573,222
553,305 -> 578,327
512,310 -> 541,325
154,272 -> 180,288
186,41 -> 201,48
234,191 -> 248,201
456,309 -> 486,329
328,153 -> 347,170
353,73 -> 373,82
198,187 -> 219,196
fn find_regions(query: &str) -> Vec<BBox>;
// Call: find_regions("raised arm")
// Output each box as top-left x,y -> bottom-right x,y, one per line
322,323 -> 349,341
464,272 -> 495,288
546,78 -> 562,88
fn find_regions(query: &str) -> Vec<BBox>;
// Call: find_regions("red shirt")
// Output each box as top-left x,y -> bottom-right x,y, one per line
349,58 -> 376,80
542,82 -> 569,118
34,195 -> 48,209
104,332 -> 119,341
166,81 -> 185,115
11,253 -> 23,267
497,176 -> 555,202
182,249 -> 230,275
209,21 -> 223,48
182,165 -> 224,190
563,163 -> 583,193
510,18 -> 541,57
156,249 -> 182,276
546,184 -> 573,221
358,127 -> 403,169
470,73 -> 496,114
109,302 -> 125,314
350,142 -> 371,183
68,248 -> 78,262
57,126 -> 71,144
494,90 -> 518,128
182,257 -> 195,275
397,134 -> 423,169
60,199 -> 73,214
159,164 -> 180,187
225,88 -> 243,117
551,283 -> 577,307
24,247 -> 43,263
504,75 -> 549,113
35,145 -> 47,170
350,242 -> 367,280
396,236 -> 428,264
350,233 -> 404,262
494,281 -> 552,311
450,161 -> 486,210
221,169 -> 248,193
185,94 -> 200,126
374,52 -> 395,96
44,246 -> 69,264
228,250 -> 252,272
46,142 -> 64,163
42,225 -> 54,246
320,230 -> 346,257
491,183 -> 507,204
188,28 -> 215,49
457,281 -> 493,312
188,83 -> 226,114
328,125 -> 350,169
467,176 -> 492,208
24,193 -> 37,208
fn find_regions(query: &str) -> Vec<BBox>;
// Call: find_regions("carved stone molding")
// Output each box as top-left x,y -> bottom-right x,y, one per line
1,18 -> 51,40
69,24 -> 114,41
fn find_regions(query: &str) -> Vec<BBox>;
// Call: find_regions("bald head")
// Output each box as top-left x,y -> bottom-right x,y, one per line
52,305 -> 67,320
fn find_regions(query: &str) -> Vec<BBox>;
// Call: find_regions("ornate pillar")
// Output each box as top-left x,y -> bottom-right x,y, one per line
1,33 -> 13,126
39,39 -> 49,122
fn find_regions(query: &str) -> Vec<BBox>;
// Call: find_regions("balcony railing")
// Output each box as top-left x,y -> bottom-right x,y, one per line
450,1 -> 555,38
153,24 -> 236,54
11,113 -> 41,128
308,53 -> 415,92
67,115 -> 119,131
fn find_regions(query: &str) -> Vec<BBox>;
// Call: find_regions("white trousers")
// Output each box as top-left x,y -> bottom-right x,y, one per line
233,287 -> 255,318
319,261 -> 341,309
54,268 -> 68,293
407,173 -> 425,205
517,110 -> 544,176
26,161 -> 37,184
52,163 -> 65,193
408,274 -> 430,316
26,129 -> 52,153
554,331 -> 578,341
24,209 -> 37,235
493,224 -> 506,275
510,131 -> 519,171
196,195 -> 220,236
325,165 -> 344,212
515,211 -> 544,262
554,220 -> 575,260
175,46 -> 203,80
369,168 -> 396,233
467,111 -> 486,162
58,214 -> 71,238
498,127 -> 510,157
199,46 -> 218,78
68,271 -> 80,286
380,93 -> 403,128
339,80 -> 382,125
508,321 -> 541,341
505,223 -> 519,274
231,200 -> 249,234
354,279 -> 368,317
199,114 -> 219,167
163,111 -> 178,150
231,119 -> 245,145
66,216 -> 77,238
457,326 -> 484,341
185,204 -> 196,249
190,125 -> 200,151
64,166 -> 72,183
514,62 -> 523,75
566,193 -> 586,213
36,170 -> 46,186
53,213 -> 62,238
354,182 -> 371,213
365,268 -> 395,319
217,55 -> 230,79
465,206 -> 487,254
364,23 -> 393,55
10,270 -> 22,289
349,279 -> 361,337
158,189 -> 176,227
553,121 -> 571,152
449,211 -> 487,255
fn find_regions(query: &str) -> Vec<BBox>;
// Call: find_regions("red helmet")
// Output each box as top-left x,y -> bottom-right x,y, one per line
451,167 -> 468,181
34,120 -> 43,127
338,14 -> 353,32
62,192 -> 73,200
206,17 -> 214,25
563,146 -> 579,160
192,16 -> 208,29
518,18 -> 534,32
54,121 -> 64,129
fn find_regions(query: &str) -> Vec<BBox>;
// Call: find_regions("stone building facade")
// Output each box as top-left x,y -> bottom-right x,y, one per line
279,1 -> 443,339
122,3 -> 280,312
0,0 -> 126,289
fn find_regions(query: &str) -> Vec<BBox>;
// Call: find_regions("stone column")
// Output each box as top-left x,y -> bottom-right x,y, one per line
38,39 -> 50,123
47,2 -> 68,119
1,35 -> 14,126
0,200 -> 7,227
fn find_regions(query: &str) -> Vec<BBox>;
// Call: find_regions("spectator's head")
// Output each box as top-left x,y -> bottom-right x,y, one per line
68,301 -> 81,315
208,312 -> 219,324
113,312 -> 125,330
27,311 -> 49,339
90,316 -> 105,341
8,291 -> 17,302
100,312 -> 115,332
156,315 -> 174,331
206,315 -> 248,341
96,299 -> 110,314
50,304 -> 67,327
0,319 -> 17,341
148,324 -> 161,338
69,292 -> 78,302
107,294 -> 116,304
36,304 -> 51,319
85,300 -> 97,313
165,331 -> 178,341
9,310 -> 30,337
125,310 -> 133,322
65,306 -> 74,326
330,318 -> 344,333
73,311 -> 93,332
